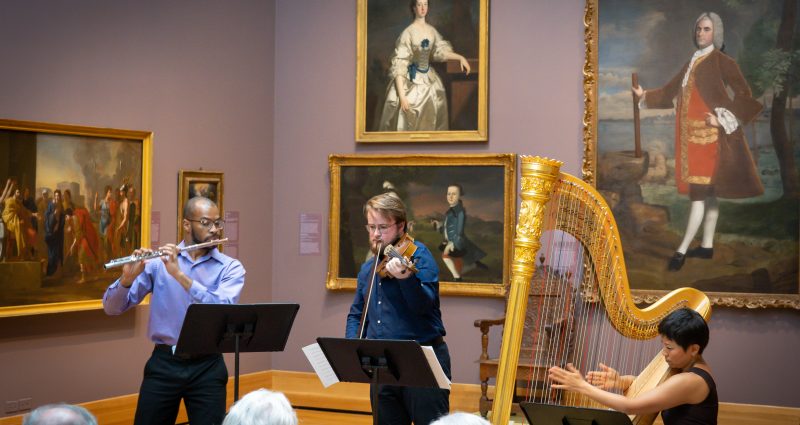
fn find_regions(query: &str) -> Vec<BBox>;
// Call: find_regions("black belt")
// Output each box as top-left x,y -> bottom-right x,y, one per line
420,336 -> 444,347
154,344 -> 216,361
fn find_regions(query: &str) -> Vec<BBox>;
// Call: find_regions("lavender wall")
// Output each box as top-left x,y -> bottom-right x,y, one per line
0,0 -> 798,417
271,0 -> 800,408
0,0 -> 276,414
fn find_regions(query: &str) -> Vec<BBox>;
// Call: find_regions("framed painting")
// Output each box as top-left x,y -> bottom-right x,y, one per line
0,118 -> 152,317
355,0 -> 489,143
583,0 -> 799,308
327,153 -> 516,296
176,170 -> 224,241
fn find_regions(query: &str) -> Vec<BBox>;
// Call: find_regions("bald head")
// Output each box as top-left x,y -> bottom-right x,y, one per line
23,404 -> 97,425
183,196 -> 217,220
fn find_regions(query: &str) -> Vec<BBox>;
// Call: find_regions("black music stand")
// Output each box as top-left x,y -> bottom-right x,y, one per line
520,402 -> 633,425
316,337 -> 445,425
175,303 -> 300,401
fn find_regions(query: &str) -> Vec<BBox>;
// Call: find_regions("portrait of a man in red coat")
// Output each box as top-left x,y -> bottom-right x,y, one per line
592,1 -> 798,305
633,12 -> 763,271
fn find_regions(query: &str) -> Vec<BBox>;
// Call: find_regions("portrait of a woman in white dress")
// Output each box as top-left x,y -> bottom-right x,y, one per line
376,0 -> 473,132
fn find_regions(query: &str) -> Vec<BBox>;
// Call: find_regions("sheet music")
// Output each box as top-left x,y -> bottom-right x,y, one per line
421,345 -> 451,390
302,343 -> 339,388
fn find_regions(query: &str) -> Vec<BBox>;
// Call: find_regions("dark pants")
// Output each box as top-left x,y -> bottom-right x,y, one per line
372,341 -> 451,425
134,346 -> 228,425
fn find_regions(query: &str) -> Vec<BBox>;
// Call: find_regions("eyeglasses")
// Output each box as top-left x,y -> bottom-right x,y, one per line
186,217 -> 225,229
365,223 -> 397,234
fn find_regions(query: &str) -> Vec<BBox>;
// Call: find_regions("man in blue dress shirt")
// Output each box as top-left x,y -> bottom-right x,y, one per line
103,196 -> 245,425
345,192 -> 450,425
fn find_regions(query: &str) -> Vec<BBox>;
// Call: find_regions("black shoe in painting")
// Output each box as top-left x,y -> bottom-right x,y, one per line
686,246 -> 713,259
668,252 -> 686,271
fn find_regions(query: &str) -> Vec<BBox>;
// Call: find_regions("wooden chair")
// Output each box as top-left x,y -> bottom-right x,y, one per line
474,261 -> 576,418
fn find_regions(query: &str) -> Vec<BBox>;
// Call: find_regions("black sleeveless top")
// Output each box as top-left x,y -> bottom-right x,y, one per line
661,367 -> 718,425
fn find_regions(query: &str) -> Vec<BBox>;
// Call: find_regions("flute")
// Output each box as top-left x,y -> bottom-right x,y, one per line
103,238 -> 229,269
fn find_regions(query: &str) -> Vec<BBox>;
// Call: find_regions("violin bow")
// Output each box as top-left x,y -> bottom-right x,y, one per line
358,242 -> 382,339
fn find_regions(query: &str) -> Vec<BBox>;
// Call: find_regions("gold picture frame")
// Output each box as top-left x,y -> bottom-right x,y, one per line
327,153 -> 516,297
0,118 -> 152,317
582,0 -> 799,309
176,170 -> 224,241
355,0 -> 489,143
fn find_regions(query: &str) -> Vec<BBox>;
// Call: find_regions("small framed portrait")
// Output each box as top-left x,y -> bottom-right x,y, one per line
176,170 -> 224,241
327,153 -> 516,297
356,0 -> 489,143
0,119 -> 152,317
582,0 -> 799,308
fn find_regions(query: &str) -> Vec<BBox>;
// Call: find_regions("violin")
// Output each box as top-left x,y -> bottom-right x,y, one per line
376,233 -> 419,278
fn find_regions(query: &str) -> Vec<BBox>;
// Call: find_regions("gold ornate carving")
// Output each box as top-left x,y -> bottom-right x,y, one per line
581,0 -> 598,185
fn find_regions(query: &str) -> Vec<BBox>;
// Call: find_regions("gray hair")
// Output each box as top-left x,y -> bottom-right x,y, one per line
431,412 -> 491,425
694,12 -> 724,50
23,404 -> 97,425
222,389 -> 298,425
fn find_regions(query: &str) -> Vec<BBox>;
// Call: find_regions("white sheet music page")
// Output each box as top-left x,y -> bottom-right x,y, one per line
421,345 -> 451,390
302,343 -> 339,388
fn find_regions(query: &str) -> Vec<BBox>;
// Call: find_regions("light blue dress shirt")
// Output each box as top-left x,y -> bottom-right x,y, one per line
103,243 -> 245,346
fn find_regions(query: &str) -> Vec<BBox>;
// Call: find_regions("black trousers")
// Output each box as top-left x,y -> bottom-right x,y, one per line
134,346 -> 228,425
372,341 -> 451,425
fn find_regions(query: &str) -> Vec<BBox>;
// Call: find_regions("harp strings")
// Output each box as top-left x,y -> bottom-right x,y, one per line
525,178 -> 662,408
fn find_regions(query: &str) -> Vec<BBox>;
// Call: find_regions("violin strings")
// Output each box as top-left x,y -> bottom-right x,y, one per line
385,245 -> 414,270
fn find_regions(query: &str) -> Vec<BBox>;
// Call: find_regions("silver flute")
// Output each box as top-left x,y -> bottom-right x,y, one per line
103,238 -> 229,269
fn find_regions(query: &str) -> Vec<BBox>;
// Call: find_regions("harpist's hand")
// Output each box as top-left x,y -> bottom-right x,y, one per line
587,363 -> 634,391
587,363 -> 620,390
549,363 -> 590,393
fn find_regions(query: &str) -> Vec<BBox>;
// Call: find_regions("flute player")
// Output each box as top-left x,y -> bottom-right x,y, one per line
102,196 -> 245,425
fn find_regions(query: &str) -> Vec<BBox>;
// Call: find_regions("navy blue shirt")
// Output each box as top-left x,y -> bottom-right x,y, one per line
345,241 -> 446,342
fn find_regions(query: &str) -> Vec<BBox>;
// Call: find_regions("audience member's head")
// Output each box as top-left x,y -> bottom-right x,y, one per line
222,388 -> 298,425
431,411 -> 491,425
23,403 -> 97,425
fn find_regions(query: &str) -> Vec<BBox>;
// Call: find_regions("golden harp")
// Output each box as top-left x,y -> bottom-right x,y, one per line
490,156 -> 711,425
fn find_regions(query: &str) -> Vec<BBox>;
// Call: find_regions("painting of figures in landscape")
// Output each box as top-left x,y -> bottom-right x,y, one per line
327,154 -> 515,297
0,121 -> 150,316
591,0 -> 799,306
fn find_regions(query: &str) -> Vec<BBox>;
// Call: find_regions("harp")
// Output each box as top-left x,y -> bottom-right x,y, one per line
489,156 -> 711,425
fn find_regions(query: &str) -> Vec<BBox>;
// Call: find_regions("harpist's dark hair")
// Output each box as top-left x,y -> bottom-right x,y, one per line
658,308 -> 710,354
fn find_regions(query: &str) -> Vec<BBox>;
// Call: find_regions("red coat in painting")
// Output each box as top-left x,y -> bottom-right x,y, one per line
644,49 -> 763,199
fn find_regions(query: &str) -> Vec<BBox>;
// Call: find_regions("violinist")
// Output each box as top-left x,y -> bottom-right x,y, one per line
345,192 -> 450,425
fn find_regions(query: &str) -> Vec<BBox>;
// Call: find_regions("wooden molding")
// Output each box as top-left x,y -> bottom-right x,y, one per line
1,371 -> 797,425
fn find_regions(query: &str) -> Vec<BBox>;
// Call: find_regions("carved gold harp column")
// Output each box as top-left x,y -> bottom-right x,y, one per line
489,156 -> 711,425
490,156 -> 563,424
